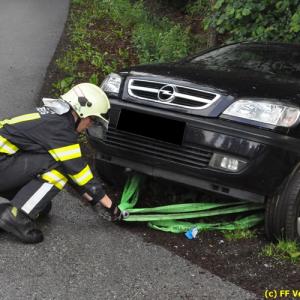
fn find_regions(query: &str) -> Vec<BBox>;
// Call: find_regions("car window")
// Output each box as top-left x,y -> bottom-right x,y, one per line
190,44 -> 300,78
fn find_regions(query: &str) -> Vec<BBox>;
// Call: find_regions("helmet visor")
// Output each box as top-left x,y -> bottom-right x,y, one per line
100,111 -> 110,122
90,116 -> 109,130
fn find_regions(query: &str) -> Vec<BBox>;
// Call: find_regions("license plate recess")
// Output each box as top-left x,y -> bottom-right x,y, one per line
117,109 -> 185,145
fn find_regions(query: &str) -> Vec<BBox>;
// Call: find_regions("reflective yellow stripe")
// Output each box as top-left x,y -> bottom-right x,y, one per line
0,113 -> 41,128
0,135 -> 19,155
48,144 -> 82,162
69,165 -> 93,186
11,207 -> 18,217
41,170 -> 68,190
0,113 -> 40,153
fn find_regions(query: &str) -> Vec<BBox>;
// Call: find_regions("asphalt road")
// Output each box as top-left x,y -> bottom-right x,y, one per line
0,1 -> 257,299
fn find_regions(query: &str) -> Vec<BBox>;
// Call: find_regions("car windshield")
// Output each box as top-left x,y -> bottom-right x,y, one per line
189,44 -> 300,78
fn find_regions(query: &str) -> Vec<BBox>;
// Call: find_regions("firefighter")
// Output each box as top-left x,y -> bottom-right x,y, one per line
0,83 -> 122,244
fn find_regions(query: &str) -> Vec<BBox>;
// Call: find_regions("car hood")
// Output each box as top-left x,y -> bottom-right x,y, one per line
127,62 -> 300,103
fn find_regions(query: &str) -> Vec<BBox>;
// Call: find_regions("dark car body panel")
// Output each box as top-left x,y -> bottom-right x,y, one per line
128,64 -> 300,101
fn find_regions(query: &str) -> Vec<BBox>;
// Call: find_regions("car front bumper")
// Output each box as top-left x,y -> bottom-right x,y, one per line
87,98 -> 300,203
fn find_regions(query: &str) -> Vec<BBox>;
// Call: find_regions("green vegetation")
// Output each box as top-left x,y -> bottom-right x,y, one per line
97,0 -> 192,63
52,0 -> 194,95
223,229 -> 257,241
133,21 -> 190,64
262,240 -> 300,263
54,0 -> 118,94
186,0 -> 211,18
203,0 -> 300,43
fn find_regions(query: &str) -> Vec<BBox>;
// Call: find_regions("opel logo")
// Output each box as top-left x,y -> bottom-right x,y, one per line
158,84 -> 176,102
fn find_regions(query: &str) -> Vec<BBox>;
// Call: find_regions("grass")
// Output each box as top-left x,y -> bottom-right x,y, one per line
51,0 -> 197,96
223,229 -> 257,241
52,0 -> 134,95
261,240 -> 300,264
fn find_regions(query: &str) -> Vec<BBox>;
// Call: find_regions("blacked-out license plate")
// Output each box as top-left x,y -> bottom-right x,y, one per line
117,109 -> 185,145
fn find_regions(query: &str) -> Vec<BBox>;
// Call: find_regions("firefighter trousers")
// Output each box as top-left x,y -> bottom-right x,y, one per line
0,152 -> 68,219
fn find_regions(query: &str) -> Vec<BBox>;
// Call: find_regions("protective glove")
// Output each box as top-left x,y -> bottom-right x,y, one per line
109,202 -> 123,222
84,192 -> 127,221
91,201 -> 126,222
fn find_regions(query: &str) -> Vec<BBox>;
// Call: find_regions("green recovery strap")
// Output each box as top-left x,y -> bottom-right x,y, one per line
125,202 -> 249,214
118,174 -> 141,211
118,174 -> 264,232
123,204 -> 264,222
148,213 -> 264,233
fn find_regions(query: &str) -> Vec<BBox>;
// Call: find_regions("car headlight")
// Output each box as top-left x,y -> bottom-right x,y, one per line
101,73 -> 122,94
222,100 -> 300,128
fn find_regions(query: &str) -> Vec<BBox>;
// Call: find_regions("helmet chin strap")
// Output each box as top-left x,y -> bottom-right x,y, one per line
71,110 -> 81,130
75,118 -> 81,130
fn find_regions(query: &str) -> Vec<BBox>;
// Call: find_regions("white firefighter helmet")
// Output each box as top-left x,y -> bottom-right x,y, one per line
61,83 -> 110,127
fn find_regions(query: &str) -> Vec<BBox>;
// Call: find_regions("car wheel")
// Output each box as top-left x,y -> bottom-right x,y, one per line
265,165 -> 300,243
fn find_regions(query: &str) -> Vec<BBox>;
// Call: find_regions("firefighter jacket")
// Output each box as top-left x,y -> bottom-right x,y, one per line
0,106 -> 106,201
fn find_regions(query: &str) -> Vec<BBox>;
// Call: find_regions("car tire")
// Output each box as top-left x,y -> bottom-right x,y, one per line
265,165 -> 300,243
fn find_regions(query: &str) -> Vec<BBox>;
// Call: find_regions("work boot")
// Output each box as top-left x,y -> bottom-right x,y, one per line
0,204 -> 43,244
38,202 -> 52,218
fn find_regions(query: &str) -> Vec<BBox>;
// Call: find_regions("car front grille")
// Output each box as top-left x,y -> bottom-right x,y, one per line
128,79 -> 220,109
105,128 -> 213,169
